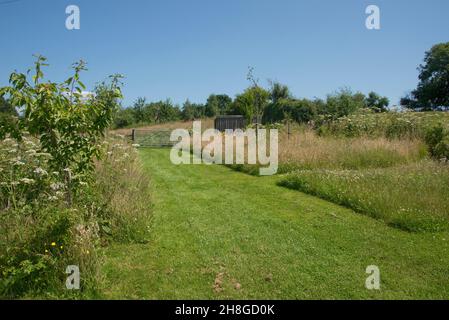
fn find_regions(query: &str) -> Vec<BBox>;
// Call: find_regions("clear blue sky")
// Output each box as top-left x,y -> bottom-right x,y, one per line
1,0 -> 448,107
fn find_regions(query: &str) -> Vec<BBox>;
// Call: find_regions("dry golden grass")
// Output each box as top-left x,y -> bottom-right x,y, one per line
278,128 -> 427,171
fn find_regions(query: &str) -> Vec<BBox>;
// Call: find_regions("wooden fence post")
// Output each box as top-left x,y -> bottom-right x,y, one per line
132,129 -> 136,142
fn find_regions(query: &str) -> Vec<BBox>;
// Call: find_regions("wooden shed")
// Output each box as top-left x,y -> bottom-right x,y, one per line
214,115 -> 246,132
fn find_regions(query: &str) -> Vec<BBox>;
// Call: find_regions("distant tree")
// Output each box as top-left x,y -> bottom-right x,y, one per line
322,89 -> 366,120
263,81 -> 294,124
205,95 -> 219,117
0,96 -> 17,115
215,94 -> 232,115
181,100 -> 204,120
182,99 -> 195,120
140,99 -> 180,123
158,99 -> 181,123
269,81 -> 291,104
365,92 -> 389,113
114,107 -> 136,128
0,96 -> 19,133
263,98 -> 317,124
401,42 -> 449,110
132,97 -> 146,123
205,94 -> 233,117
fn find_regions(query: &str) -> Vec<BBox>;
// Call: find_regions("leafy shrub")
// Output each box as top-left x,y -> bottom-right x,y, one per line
425,125 -> 449,160
263,98 -> 317,124
318,89 -> 366,121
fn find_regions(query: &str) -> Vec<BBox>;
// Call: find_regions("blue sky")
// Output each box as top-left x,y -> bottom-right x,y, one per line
0,0 -> 448,107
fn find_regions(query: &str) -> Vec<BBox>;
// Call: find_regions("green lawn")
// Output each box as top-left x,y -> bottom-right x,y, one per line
100,148 -> 449,299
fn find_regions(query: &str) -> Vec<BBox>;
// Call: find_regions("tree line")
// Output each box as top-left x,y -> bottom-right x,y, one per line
112,84 -> 390,129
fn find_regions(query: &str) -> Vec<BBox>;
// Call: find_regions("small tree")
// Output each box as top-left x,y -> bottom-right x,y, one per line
232,86 -> 270,125
132,97 -> 147,123
205,94 -> 232,117
246,67 -> 271,131
215,94 -> 232,115
205,94 -> 220,117
0,55 -> 123,203
269,81 -> 291,104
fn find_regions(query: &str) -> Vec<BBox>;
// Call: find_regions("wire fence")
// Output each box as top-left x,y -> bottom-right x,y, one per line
131,129 -> 176,147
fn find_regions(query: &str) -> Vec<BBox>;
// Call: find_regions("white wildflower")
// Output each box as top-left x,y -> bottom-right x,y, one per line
50,182 -> 65,191
26,149 -> 37,156
20,178 -> 35,185
35,153 -> 52,158
34,167 -> 48,176
24,140 -> 36,148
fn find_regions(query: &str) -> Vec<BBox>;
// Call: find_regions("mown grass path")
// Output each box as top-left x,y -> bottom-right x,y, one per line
101,148 -> 449,299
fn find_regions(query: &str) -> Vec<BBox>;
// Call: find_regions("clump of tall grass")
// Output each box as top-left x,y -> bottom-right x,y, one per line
228,128 -> 427,175
93,135 -> 152,243
278,129 -> 427,173
278,161 -> 449,232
